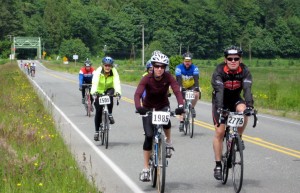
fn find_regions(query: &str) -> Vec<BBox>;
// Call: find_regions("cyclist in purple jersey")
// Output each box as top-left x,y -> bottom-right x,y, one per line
134,52 -> 184,182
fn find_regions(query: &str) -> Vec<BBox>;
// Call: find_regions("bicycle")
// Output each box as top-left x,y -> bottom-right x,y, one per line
96,93 -> 120,149
219,108 -> 258,193
183,90 -> 195,138
138,109 -> 176,193
82,84 -> 92,117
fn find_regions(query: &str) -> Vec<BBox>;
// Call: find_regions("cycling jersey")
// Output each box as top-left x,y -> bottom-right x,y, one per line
79,67 -> 95,87
91,66 -> 121,95
211,62 -> 254,109
175,63 -> 199,89
134,72 -> 184,110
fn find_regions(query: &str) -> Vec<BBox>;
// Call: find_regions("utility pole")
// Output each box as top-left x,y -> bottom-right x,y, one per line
141,24 -> 144,66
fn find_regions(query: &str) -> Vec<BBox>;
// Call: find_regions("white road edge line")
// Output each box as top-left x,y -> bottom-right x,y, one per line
29,73 -> 144,193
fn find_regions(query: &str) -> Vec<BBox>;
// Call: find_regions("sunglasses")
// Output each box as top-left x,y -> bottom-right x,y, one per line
104,64 -> 112,67
227,57 -> 240,62
153,65 -> 166,69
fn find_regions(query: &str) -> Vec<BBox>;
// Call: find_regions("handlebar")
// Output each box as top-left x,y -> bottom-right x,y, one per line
217,108 -> 258,128
94,92 -> 121,106
135,110 -> 176,117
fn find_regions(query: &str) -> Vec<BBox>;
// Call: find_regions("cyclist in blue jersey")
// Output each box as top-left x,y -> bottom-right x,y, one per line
79,59 -> 95,107
175,52 -> 201,131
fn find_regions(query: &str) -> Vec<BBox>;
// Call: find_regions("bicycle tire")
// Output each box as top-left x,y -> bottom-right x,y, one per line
100,112 -> 107,145
151,142 -> 157,188
189,104 -> 194,138
85,88 -> 91,117
184,103 -> 189,135
222,129 -> 230,184
157,134 -> 166,193
104,113 -> 109,149
232,135 -> 243,193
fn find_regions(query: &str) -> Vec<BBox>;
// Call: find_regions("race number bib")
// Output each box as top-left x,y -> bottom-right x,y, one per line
152,111 -> 170,125
227,114 -> 244,127
185,91 -> 195,100
99,96 -> 110,105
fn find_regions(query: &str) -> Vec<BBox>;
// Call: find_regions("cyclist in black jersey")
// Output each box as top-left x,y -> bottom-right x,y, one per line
211,46 -> 254,180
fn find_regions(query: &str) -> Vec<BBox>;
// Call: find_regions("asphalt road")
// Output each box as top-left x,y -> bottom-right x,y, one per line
19,60 -> 300,193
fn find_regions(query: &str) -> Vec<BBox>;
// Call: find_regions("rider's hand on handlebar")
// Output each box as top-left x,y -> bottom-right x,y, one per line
136,107 -> 148,115
116,92 -> 121,99
244,106 -> 253,116
175,105 -> 184,115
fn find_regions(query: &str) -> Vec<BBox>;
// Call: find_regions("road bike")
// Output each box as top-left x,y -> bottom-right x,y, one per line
139,109 -> 176,193
220,109 -> 257,193
183,90 -> 195,138
82,84 -> 92,117
96,93 -> 120,149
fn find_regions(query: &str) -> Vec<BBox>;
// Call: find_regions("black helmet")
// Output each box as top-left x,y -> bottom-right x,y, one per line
183,52 -> 193,60
224,46 -> 243,57
84,59 -> 92,67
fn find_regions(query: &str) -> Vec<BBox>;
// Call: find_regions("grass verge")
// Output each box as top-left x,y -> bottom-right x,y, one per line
0,62 -> 100,193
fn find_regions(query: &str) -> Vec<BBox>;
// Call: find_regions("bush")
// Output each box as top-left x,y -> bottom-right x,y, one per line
59,39 -> 91,62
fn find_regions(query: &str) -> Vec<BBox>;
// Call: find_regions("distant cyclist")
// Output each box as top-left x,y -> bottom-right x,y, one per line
30,62 -> 36,76
79,59 -> 95,105
175,52 -> 201,132
211,45 -> 254,180
91,56 -> 121,141
134,52 -> 184,182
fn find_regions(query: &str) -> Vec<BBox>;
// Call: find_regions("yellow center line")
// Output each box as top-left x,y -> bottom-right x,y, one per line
42,73 -> 300,158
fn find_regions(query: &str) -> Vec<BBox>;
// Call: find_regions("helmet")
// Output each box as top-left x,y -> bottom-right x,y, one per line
151,50 -> 161,56
84,59 -> 92,67
102,56 -> 114,65
224,46 -> 243,57
146,60 -> 152,69
151,52 -> 169,66
183,52 -> 193,60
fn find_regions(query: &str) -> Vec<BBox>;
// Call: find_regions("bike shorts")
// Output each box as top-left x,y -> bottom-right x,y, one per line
212,98 -> 245,125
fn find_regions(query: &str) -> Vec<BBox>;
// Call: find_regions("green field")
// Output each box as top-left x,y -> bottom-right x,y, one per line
0,61 -> 100,193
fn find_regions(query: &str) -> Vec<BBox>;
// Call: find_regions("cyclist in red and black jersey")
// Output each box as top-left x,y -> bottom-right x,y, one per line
211,46 -> 254,180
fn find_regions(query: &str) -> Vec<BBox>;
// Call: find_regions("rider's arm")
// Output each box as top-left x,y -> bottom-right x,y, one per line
134,76 -> 147,109
211,65 -> 224,109
242,66 -> 254,107
175,65 -> 183,88
192,65 -> 200,89
169,74 -> 184,106
112,68 -> 122,95
79,69 -> 84,87
91,67 -> 102,95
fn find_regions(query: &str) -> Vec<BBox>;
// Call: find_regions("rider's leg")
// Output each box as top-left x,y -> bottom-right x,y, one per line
213,123 -> 226,162
236,103 -> 248,135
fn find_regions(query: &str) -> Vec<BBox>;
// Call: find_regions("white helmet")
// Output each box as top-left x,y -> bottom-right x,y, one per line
151,50 -> 161,56
151,52 -> 169,66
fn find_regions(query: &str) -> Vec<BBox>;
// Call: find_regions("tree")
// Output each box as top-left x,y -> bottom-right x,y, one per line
59,39 -> 91,62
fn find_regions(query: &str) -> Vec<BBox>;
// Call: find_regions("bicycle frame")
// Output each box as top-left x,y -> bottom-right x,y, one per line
183,90 -> 195,138
82,84 -> 92,117
97,93 -> 120,149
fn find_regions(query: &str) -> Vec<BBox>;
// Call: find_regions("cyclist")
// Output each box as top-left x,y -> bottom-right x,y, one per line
134,52 -> 184,182
30,62 -> 36,76
142,59 -> 153,77
79,59 -> 95,107
211,45 -> 254,180
27,62 -> 31,75
175,52 -> 200,132
91,56 -> 121,141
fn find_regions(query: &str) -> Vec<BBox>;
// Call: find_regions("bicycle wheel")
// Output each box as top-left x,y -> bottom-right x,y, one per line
100,112 -> 106,145
150,144 -> 157,188
104,112 -> 109,149
85,89 -> 91,117
189,104 -> 194,138
221,129 -> 230,184
184,105 -> 189,135
157,134 -> 166,193
232,135 -> 244,193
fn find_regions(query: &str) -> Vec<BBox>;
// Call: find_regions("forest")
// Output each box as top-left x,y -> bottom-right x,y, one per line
1,0 -> 300,61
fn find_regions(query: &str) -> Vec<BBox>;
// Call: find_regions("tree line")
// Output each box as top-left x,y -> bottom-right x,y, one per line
0,0 -> 300,61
